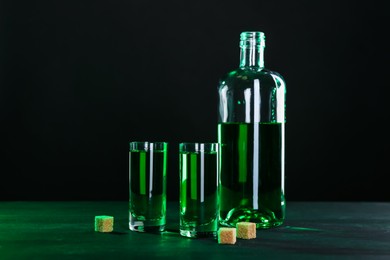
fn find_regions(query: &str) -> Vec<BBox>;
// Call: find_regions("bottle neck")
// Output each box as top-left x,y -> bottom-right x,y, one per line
239,31 -> 265,68
239,46 -> 264,68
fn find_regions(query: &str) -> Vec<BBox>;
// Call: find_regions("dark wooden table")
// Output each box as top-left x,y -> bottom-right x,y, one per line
1,201 -> 389,259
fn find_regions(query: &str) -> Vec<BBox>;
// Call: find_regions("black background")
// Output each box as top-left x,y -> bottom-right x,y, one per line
1,0 -> 388,201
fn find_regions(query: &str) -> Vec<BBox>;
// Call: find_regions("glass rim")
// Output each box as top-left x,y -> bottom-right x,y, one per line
240,31 -> 266,48
129,141 -> 168,145
240,31 -> 265,38
129,141 -> 168,152
179,142 -> 219,153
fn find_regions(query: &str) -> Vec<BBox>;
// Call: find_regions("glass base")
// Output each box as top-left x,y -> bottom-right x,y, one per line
130,224 -> 165,232
180,229 -> 217,238
129,217 -> 165,232
220,207 -> 284,229
219,219 -> 283,229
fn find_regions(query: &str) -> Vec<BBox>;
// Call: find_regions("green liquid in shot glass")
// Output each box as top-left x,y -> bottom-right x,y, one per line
179,150 -> 219,238
129,149 -> 167,232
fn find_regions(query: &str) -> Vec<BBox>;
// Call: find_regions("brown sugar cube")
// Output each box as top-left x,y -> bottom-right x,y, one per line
94,215 -> 114,232
218,227 -> 236,244
236,222 -> 256,239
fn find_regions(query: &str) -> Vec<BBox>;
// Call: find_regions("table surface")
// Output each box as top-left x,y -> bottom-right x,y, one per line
0,201 -> 389,259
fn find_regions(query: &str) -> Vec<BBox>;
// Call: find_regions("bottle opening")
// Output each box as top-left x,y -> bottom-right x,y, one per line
240,31 -> 265,48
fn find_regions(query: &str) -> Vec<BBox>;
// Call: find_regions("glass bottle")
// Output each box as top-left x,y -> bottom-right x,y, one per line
217,31 -> 286,228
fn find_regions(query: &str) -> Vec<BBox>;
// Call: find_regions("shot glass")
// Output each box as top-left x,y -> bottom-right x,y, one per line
129,141 -> 167,232
179,142 -> 220,238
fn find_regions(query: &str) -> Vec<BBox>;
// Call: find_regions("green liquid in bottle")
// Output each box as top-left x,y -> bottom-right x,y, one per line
218,122 -> 285,228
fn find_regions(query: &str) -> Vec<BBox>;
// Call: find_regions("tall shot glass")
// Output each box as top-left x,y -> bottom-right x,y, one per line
179,143 -> 220,238
129,142 -> 167,232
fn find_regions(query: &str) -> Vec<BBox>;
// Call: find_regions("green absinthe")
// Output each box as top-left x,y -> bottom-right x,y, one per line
180,150 -> 219,236
129,149 -> 167,231
218,122 -> 285,228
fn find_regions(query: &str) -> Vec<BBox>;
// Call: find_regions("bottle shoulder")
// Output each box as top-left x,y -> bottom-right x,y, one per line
219,68 -> 286,89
